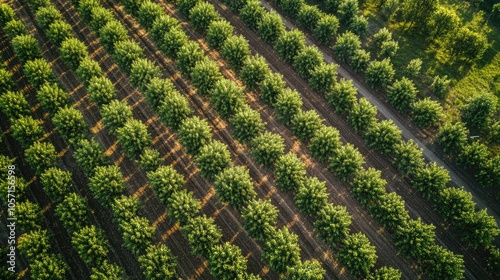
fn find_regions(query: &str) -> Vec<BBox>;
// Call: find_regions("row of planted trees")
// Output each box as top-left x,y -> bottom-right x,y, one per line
0,3 -> 179,279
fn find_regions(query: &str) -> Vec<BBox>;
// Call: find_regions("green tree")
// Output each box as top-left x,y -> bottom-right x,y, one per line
11,116 -> 44,149
0,68 -> 14,93
430,75 -> 450,99
295,177 -> 328,216
437,187 -> 475,224
337,233 -> 377,278
73,138 -> 108,176
23,59 -> 56,90
210,78 -> 245,119
0,4 -> 15,26
367,266 -> 402,280
230,106 -> 265,143
291,110 -> 323,142
144,77 -> 176,110
275,152 -> 306,192
436,122 -> 468,155
239,0 -> 265,30
259,72 -> 285,105
167,189 -> 201,225
189,1 -> 219,33
176,42 -> 205,75
89,165 -> 125,208
89,7 -> 114,33
72,225 -> 109,266
378,40 -> 399,58
309,63 -> 337,94
138,1 -> 163,30
99,20 -> 129,53
333,31 -> 361,63
365,58 -> 395,89
462,93 -> 497,130
17,200 -> 43,233
278,0 -> 304,17
460,209 -> 500,249
457,141 -> 489,170
35,5 -> 63,30
75,57 -> 102,87
221,35 -> 251,70
120,216 -> 155,256
387,77 -> 417,113
150,15 -> 179,43
257,10 -> 285,44
182,215 -> 222,258
158,90 -> 192,130
87,76 -> 116,106
349,15 -> 368,36
223,0 -> 247,12
113,40 -> 144,73
190,60 -> 223,95
77,0 -> 100,22
160,27 -> 189,60
46,20 -> 73,47
427,6 -> 460,40
53,106 -> 88,143
294,46 -> 323,80
411,98 -> 443,128
208,243 -> 248,280
328,143 -> 364,181
313,204 -> 350,247
111,195 -> 141,224
251,131 -> 285,167
178,116 -> 212,155
147,165 -> 184,204
138,244 -> 177,280
372,192 -> 409,230
423,245 -> 464,279
60,38 -> 87,70
207,20 -> 234,50
240,55 -> 270,91
351,167 -> 386,208
5,19 -> 29,41
338,0 -> 359,24
121,0 -> 145,16
18,230 -> 50,260
400,0 -> 438,30
242,199 -> 278,241
55,193 -> 91,234
297,5 -> 322,30
326,78 -> 357,115
30,254 -> 68,280
394,218 -> 435,261
37,82 -> 70,115
138,147 -> 161,173
405,58 -> 422,78
196,140 -> 231,180
117,119 -> 151,159
275,29 -> 306,64
214,165 -> 256,209
393,139 -> 424,178
177,0 -> 200,17
285,260 -> 325,280
412,162 -> 450,201
90,261 -> 124,280
487,247 -> 500,278
25,141 -> 57,175
348,98 -> 377,133
309,126 -> 341,162
101,100 -> 133,134
351,49 -> 370,72
364,119 -> 402,155
449,27 -> 488,61
263,227 -> 301,273
275,88 -> 303,125
130,58 -> 161,92
40,167 -> 73,204
313,14 -> 339,44
323,0 -> 342,14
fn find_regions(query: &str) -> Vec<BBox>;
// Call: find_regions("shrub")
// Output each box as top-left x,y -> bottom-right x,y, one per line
158,90 -> 192,130
240,0 -> 265,30
147,165 -> 184,204
386,77 -> 417,113
251,132 -> 285,167
138,244 -> 177,280
90,261 -> 123,280
221,35 -> 251,70
263,228 -> 301,273
293,46 -> 323,80
214,166 -> 256,209
182,215 -> 222,258
314,203 -> 351,247
191,59 -> 223,96
113,40 -> 144,73
160,27 -> 188,59
101,100 -> 134,134
436,122 -> 468,156
326,78 -> 357,115
167,189 -> 201,225
411,98 -> 443,128
257,10 -> 285,44
229,106 -> 265,143
240,55 -> 270,91
176,41 -> 205,75
55,193 -> 91,234
73,139 -> 108,176
211,79 -> 245,118
72,225 -> 109,266
117,119 -> 152,159
295,177 -> 329,216
18,230 -> 50,260
40,167 -> 73,204
189,1 -> 219,33
333,31 -> 360,63
393,140 -> 424,178
11,116 -> 44,149
208,243 -> 248,280
242,199 -> 278,241
275,88 -> 303,125
348,98 -> 377,133
60,38 -> 87,70
138,147 -> 161,173
275,153 -> 306,192
87,76 -> 116,106
30,254 -> 68,280
365,58 -> 395,89
144,77 -> 176,110
462,93 -> 497,130
138,1 -> 163,30
37,82 -> 70,115
291,110 -> 323,142
130,58 -> 161,91
89,165 -> 125,208
309,63 -> 338,94
206,20 -> 234,50
364,119 -> 402,155
259,72 -> 285,105
25,141 -> 57,175
89,7 -> 114,33
351,168 -> 386,209
17,200 -> 43,233
178,116 -> 212,155
275,29 -> 306,64
75,57 -> 103,87
46,20 -> 73,46
99,20 -> 128,53
53,106 -> 88,143
309,126 -> 341,162
314,14 -> 339,44
195,140 -> 231,180
0,91 -> 30,120
24,59 -> 55,90
328,144 -> 364,181
337,233 -> 377,278
120,216 -> 155,256
12,35 -> 42,63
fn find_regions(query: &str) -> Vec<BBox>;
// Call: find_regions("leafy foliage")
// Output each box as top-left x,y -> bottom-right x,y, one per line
147,165 -> 184,204
430,75 -> 450,99
18,229 -> 50,260
221,35 -> 251,70
138,147 -> 161,173
111,195 -> 141,225
130,58 -> 161,92
326,78 -> 357,115
37,82 -> 70,115
386,77 -> 417,113
89,165 -> 125,208
176,42 -> 205,75
211,79 -> 245,118
177,0 -> 201,17
412,162 -> 450,201
314,14 -> 339,44
11,116 -> 44,149
291,110 -> 323,142
275,88 -> 303,125
40,167 -> 73,204
167,189 -> 201,225
275,29 -> 306,64
72,225 -> 109,266
337,233 -> 377,278
257,10 -> 285,44
60,38 -> 87,70
348,98 -> 377,133
372,192 -> 409,230
195,140 -> 231,180
12,35 -> 42,63
295,177 -> 328,216
99,20 -> 128,53
208,243 -> 248,280
178,116 -> 212,155
55,193 -> 91,234
394,218 -> 435,261
182,215 -> 222,258
75,57 -> 103,87
87,76 -> 116,107
25,141 -> 57,175
275,152 -> 306,192
138,244 -> 177,280
17,200 -> 43,233
367,266 -> 402,280
89,7 -> 115,33
30,254 -> 68,280
309,126 -> 341,162
113,40 -> 144,73
285,260 -> 325,280
242,199 -> 278,241
263,227 -> 301,273
214,166 -> 256,209
53,106 -> 88,143
251,131 -> 285,167
73,138 -> 108,176
138,1 -> 163,30
229,106 -> 265,143
24,59 -> 56,90
0,68 -> 15,93
449,27 -> 488,61
160,27 -> 189,60
364,119 -> 402,155
117,119 -> 151,159
328,143 -> 364,181
393,140 -> 424,178
150,15 -> 179,43
90,260 -> 124,280
207,20 -> 234,50
0,4 -> 15,26
411,98 -> 443,128
365,58 -> 395,89
240,55 -> 270,91
293,46 -> 323,80
259,72 -> 285,105
101,100 -> 133,134
422,245 -> 464,280
46,20 -> 73,47
436,122 -> 468,155
240,0 -> 265,30
309,63 -> 337,94
120,216 -> 155,256
144,77 -> 176,110
189,1 -> 220,33
297,5 -> 322,29
351,168 -> 386,209
158,90 -> 192,130
332,31 -> 361,63
462,93 -> 497,130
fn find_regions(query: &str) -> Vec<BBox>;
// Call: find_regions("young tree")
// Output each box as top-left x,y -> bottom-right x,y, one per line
0,4 -> 15,26
37,82 -> 70,115
411,98 -> 443,128
263,227 -> 301,273
351,49 -> 370,72
158,91 -> 192,130
207,19 -> 234,50
257,10 -> 285,45
449,27 -> 488,61
77,0 -> 100,22
17,200 -> 43,233
239,0 -> 265,30
40,167 -> 73,204
113,40 -> 144,73
295,177 -> 328,216
138,1 -> 163,30
87,76 -> 116,106
275,29 -> 306,64
251,131 -> 285,167
337,233 -> 377,278
99,20 -> 128,53
177,0 -> 201,17
0,68 -> 14,94
457,141 -> 489,171
488,247 -> 500,278
295,47 -> 326,83
89,165 -> 125,208
275,88 -> 303,125
72,225 -> 109,266
89,7 -> 115,33
259,72 -> 285,105
147,165 -> 184,204
214,166 -> 256,209
242,199 -> 278,241
46,20 -> 73,47
364,119 -> 402,155
326,78 -> 357,115
405,58 -> 422,78
138,147 -> 161,173
182,215 -> 222,258
221,35 -> 251,70
430,75 -> 450,99
423,245 -> 464,280
350,15 -> 369,36
189,1 -> 220,33
367,266 -> 402,280
435,122 -> 468,156
176,42 -> 205,75
437,187 -> 475,225
90,261 -> 124,280
160,27 -> 189,60
462,93 -> 497,130
25,141 -> 57,175
328,143 -> 364,181
338,0 -> 359,24
53,106 -> 88,143
75,57 -> 102,87
275,152 -> 306,192
167,189 -> 201,225
138,244 -> 177,280
309,126 -> 341,162
24,59 -> 56,90
411,162 -> 450,201
297,5 -> 322,30
285,260 -> 325,280
351,168 -> 386,208
12,35 -> 42,63
150,15 -> 179,43
386,77 -> 417,113
30,254 -> 68,280
348,98 -> 377,133
191,59 -> 223,96
230,106 -> 265,143
313,14 -> 339,44
393,140 -> 424,178
373,25 -> 393,45
378,40 -> 399,58
332,31 -> 360,63
73,138 -> 108,176
278,0 -> 304,17
394,218 -> 436,261
460,209 -> 500,249
101,100 -> 133,135
365,58 -> 395,89
223,0 -> 247,12
130,58 -> 162,92
208,243 -> 248,280
178,116 -> 212,155
120,216 -> 155,256
309,63 -> 337,94
55,193 -> 91,234
117,119 -> 151,160
18,230 -> 50,260
11,116 -> 44,149
240,55 -> 270,91
313,203 -> 351,247
291,110 -> 323,142
111,195 -> 141,225
372,192 -> 410,230
143,77 -> 175,110
60,38 -> 87,70
195,140 -> 231,180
